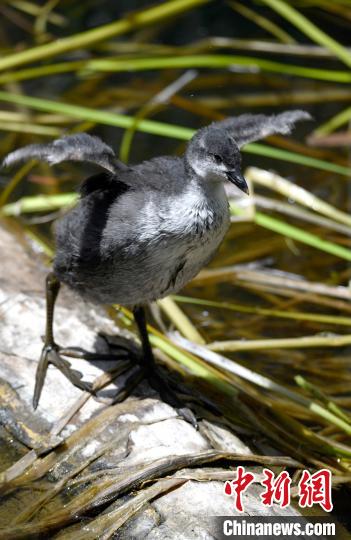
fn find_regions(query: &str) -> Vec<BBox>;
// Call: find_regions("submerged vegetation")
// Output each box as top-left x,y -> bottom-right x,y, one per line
0,0 -> 351,533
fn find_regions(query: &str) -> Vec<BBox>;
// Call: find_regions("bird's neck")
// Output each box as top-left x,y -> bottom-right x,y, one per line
179,173 -> 228,235
185,161 -> 225,201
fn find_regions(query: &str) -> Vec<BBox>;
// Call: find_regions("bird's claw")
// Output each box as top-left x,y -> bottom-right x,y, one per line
177,407 -> 198,429
33,344 -> 92,410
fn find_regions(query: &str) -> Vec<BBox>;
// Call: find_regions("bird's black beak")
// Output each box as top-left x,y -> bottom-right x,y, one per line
226,171 -> 249,195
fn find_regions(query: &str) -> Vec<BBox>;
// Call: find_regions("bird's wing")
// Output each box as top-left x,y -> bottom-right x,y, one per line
216,110 -> 311,148
2,133 -> 128,174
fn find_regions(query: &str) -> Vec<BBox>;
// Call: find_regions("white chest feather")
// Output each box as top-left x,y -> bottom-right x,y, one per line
101,180 -> 230,305
152,181 -> 230,295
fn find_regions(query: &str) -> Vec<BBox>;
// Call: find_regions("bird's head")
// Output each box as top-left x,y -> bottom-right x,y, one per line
185,127 -> 249,195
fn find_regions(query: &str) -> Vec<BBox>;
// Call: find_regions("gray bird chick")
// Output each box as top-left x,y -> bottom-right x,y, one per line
3,110 -> 310,420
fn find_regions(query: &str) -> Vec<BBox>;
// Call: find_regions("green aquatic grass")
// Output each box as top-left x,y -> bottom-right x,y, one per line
261,0 -> 351,68
313,105 -> 351,136
174,334 -> 351,448
172,294 -> 351,326
295,375 -> 351,425
0,0 -> 211,72
0,54 -> 350,84
229,0 -> 296,43
0,162 -> 36,207
230,203 -> 351,262
245,144 -> 351,176
0,90 -> 194,140
0,91 -> 350,177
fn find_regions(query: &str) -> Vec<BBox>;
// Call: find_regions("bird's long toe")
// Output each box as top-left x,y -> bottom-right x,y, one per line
33,344 -> 92,410
146,366 -> 198,428
59,346 -> 131,362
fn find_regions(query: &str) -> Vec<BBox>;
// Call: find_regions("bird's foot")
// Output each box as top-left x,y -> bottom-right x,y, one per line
146,364 -> 198,428
34,338 -> 197,428
33,337 -> 140,409
33,343 -> 93,409
98,335 -> 197,426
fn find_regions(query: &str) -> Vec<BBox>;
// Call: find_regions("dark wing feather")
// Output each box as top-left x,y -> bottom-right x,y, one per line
78,171 -> 131,199
2,133 -> 128,174
215,110 -> 312,148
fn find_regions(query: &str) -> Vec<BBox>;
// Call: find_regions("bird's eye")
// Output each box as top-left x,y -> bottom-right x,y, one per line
213,154 -> 222,164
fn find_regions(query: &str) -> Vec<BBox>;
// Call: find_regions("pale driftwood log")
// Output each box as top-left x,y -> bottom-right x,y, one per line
0,221 -> 307,539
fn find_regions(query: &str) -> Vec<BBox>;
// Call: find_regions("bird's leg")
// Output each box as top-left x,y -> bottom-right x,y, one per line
133,306 -> 197,426
33,273 -> 93,409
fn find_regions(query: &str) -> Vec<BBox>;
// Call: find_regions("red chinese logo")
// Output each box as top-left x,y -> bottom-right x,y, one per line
298,469 -> 333,512
224,467 -> 333,513
224,465 -> 255,512
261,468 -> 291,508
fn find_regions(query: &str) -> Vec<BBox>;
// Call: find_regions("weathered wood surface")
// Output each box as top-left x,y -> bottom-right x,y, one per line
0,221 -> 305,539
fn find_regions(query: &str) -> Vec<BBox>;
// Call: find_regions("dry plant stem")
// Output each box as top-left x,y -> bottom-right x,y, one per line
208,334 -> 351,352
253,409 -> 339,470
117,307 -> 243,402
0,450 -> 37,485
253,194 -> 351,237
194,266 -> 351,300
172,335 -> 351,438
61,461 -> 301,540
308,131 -> 351,147
254,394 -> 346,469
0,364 -> 133,493
62,477 -> 189,540
103,36 -> 351,58
245,167 -> 351,227
171,93 -> 224,121
157,297 -> 205,344
12,436 -> 129,526
50,362 -> 132,436
171,333 -> 312,407
199,88 -> 351,108
238,281 -> 351,315
0,399 -> 146,496
188,36 -> 351,57
0,122 -> 60,136
0,451 -> 299,539
253,134 -> 340,166
261,409 -> 350,467
219,235 -> 284,266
